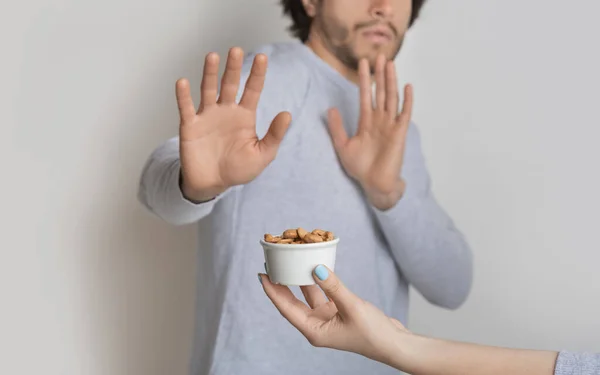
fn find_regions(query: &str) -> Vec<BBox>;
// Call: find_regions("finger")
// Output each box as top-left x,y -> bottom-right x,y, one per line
239,54 -> 268,110
198,52 -> 220,113
358,58 -> 373,128
258,111 -> 292,156
396,84 -> 414,128
175,78 -> 196,123
312,265 -> 359,316
260,274 -> 312,330
217,47 -> 244,104
300,285 -> 328,309
385,61 -> 399,116
375,54 -> 386,110
327,108 -> 348,150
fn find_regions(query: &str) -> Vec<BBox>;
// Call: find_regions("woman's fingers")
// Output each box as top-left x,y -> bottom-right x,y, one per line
312,265 -> 359,317
300,285 -> 329,309
260,274 -> 311,329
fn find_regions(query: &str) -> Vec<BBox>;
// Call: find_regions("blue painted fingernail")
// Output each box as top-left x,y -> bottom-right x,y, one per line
258,274 -> 263,285
314,265 -> 329,281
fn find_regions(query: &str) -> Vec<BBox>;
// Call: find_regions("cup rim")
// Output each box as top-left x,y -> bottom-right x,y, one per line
260,237 -> 340,249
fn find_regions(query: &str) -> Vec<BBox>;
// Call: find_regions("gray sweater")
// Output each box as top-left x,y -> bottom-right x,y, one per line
138,41 -> 475,375
556,351 -> 600,375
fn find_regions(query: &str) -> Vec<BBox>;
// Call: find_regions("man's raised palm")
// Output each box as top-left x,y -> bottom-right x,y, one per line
176,47 -> 291,202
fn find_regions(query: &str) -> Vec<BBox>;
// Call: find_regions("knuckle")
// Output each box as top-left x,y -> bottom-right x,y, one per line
327,281 -> 341,295
345,299 -> 368,318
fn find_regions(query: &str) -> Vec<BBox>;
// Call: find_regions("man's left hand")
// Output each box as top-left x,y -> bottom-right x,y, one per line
328,54 -> 414,211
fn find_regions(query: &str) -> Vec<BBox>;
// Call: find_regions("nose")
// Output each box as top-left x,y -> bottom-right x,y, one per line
370,0 -> 393,19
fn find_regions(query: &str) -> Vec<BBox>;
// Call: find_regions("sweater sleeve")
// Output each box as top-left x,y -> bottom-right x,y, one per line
554,351 -> 600,375
137,136 -> 234,226
371,123 -> 474,309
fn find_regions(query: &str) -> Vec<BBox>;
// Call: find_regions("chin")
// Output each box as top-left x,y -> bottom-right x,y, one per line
356,45 -> 396,63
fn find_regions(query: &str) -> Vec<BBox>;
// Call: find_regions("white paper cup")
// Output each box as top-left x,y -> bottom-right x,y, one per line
260,237 -> 339,286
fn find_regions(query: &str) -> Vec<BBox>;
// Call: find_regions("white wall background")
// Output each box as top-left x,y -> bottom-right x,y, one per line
399,0 -> 600,352
1,0 -> 598,374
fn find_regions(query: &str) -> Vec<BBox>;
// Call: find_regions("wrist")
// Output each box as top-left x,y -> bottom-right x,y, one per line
384,332 -> 432,374
375,329 -> 420,372
179,170 -> 227,203
362,179 -> 406,211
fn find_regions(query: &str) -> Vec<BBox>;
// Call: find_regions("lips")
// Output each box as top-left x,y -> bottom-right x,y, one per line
361,25 -> 394,43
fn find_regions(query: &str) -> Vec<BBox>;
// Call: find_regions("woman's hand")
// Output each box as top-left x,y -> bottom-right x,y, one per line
259,265 -> 411,366
259,266 -> 561,375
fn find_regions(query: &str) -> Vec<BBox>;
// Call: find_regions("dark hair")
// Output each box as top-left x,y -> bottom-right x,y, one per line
280,0 -> 428,42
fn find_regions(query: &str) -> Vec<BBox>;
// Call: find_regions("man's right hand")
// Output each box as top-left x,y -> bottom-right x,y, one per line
176,47 -> 292,202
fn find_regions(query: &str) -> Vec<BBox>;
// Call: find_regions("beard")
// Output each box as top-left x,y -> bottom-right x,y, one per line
315,14 -> 404,73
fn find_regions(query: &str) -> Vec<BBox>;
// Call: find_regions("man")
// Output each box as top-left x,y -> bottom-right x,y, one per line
137,0 -> 473,374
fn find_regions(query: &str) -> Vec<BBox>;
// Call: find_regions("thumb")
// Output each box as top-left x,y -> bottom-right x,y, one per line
259,111 -> 292,156
313,265 -> 358,316
327,108 -> 348,152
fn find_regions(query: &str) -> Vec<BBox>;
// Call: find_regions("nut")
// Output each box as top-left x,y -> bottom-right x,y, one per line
312,229 -> 326,237
282,229 -> 299,239
264,234 -> 280,243
279,238 -> 294,244
303,233 -> 323,243
325,231 -> 334,241
297,227 -> 308,240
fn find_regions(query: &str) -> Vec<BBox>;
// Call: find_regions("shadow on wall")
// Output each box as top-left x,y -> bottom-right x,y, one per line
82,4 -> 291,375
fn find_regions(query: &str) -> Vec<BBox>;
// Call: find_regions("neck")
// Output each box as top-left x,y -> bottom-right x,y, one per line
304,30 -> 361,85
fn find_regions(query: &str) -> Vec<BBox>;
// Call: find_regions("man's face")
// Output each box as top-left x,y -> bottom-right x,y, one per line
307,0 -> 412,71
